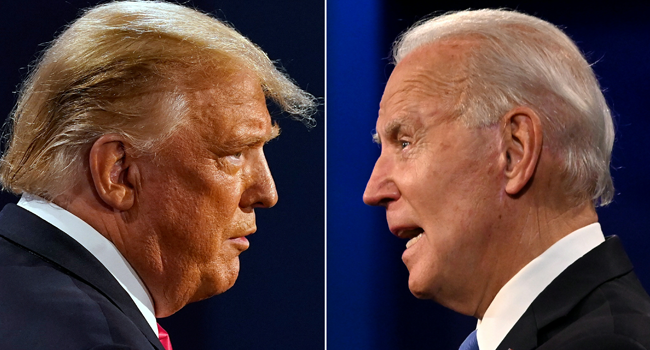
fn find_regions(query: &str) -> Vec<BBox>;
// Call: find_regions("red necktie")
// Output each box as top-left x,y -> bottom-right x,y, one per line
157,323 -> 173,350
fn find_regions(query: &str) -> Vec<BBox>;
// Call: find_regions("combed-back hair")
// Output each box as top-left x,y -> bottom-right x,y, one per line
393,9 -> 615,206
0,0 -> 316,200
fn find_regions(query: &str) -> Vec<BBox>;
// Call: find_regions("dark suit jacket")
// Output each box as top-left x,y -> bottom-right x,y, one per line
0,203 -> 164,350
497,236 -> 650,350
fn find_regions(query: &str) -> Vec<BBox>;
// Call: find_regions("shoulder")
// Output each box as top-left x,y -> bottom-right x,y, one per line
539,271 -> 650,349
0,235 -> 150,349
545,334 -> 649,350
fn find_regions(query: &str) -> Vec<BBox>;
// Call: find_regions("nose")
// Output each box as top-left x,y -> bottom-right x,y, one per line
240,149 -> 278,210
363,155 -> 400,207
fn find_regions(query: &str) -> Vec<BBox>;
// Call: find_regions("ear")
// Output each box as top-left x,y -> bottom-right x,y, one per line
502,106 -> 543,195
88,134 -> 138,211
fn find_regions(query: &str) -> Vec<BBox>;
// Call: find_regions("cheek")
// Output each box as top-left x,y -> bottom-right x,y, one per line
164,165 -> 243,228
435,152 -> 501,215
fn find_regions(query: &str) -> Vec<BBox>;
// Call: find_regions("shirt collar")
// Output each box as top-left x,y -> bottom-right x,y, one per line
17,193 -> 158,336
476,223 -> 605,350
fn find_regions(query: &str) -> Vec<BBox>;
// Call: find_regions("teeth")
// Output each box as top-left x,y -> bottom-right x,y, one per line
405,233 -> 423,249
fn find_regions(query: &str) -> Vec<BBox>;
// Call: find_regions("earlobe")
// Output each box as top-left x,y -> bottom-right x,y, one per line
502,107 -> 543,195
89,134 -> 136,211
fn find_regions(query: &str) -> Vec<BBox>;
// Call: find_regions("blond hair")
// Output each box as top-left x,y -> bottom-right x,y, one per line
0,0 -> 316,200
393,9 -> 614,205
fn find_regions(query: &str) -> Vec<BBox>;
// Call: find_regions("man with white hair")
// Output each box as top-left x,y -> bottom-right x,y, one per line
0,1 -> 315,349
364,9 -> 650,350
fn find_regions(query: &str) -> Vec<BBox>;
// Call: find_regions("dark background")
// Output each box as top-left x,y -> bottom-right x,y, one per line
0,1 -> 323,349
328,1 -> 650,349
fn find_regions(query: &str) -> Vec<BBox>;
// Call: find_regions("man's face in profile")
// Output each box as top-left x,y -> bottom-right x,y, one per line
363,42 -> 505,309
120,69 -> 279,314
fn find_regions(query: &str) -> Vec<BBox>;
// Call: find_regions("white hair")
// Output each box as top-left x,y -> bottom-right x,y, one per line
393,9 -> 615,206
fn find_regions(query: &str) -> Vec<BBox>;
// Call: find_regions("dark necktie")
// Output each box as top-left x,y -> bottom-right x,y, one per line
459,329 -> 479,350
157,323 -> 173,350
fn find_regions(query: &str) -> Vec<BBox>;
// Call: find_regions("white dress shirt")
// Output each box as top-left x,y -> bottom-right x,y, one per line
476,223 -> 605,350
18,194 -> 158,336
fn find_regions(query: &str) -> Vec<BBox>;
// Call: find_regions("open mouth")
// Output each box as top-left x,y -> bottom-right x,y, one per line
404,228 -> 424,249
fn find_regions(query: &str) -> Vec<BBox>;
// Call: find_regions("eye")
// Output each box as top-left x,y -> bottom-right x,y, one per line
225,151 -> 244,164
400,140 -> 410,149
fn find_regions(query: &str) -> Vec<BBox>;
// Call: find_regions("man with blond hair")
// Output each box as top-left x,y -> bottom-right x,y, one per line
364,9 -> 650,350
0,1 -> 315,349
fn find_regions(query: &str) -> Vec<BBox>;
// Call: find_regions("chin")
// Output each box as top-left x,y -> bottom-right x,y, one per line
408,274 -> 477,316
198,257 -> 242,300
407,274 -> 436,300
219,272 -> 239,294
221,256 -> 241,290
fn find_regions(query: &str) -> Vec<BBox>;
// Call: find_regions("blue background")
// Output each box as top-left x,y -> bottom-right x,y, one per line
0,1 -> 324,349
328,1 -> 650,349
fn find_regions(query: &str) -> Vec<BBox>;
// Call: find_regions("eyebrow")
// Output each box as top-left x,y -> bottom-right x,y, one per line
222,123 -> 281,152
383,118 -> 407,138
266,123 -> 281,143
254,123 -> 281,145
372,131 -> 381,144
372,117 -> 410,145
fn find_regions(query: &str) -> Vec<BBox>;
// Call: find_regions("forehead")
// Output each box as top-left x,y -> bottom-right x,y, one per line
377,41 -> 472,133
186,69 -> 275,144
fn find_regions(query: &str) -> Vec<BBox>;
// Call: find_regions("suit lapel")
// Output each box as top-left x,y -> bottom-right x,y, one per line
496,309 -> 538,350
497,236 -> 633,350
532,236 -> 633,329
0,204 -> 164,350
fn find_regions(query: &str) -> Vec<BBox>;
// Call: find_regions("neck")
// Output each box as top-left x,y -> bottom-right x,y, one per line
54,187 -> 187,318
472,199 -> 598,319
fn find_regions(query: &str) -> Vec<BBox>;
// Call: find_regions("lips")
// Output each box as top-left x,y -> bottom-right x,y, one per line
389,225 -> 424,248
228,235 -> 251,252
230,224 -> 256,240
228,229 -> 255,248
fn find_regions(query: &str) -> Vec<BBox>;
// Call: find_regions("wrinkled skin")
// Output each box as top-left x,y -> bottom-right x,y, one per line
109,70 -> 279,317
363,41 -> 508,313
